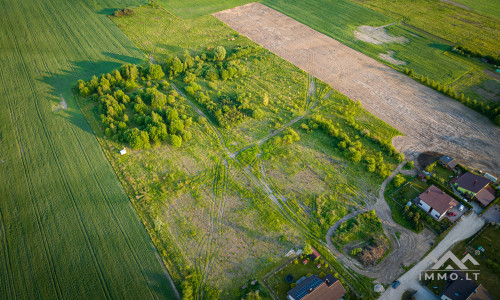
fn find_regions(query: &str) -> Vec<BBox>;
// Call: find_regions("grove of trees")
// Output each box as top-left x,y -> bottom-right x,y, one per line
77,63 -> 194,150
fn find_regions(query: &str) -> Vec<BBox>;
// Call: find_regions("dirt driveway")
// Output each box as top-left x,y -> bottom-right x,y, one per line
214,3 -> 500,176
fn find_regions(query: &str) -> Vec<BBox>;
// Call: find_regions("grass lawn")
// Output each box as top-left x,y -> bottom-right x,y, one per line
433,165 -> 456,186
266,258 -> 340,300
451,224 -> 500,298
0,0 -> 178,298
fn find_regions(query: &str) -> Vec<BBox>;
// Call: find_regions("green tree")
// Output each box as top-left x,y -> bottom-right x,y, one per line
170,134 -> 182,148
252,108 -> 264,119
303,243 -> 313,255
214,46 -> 226,61
148,64 -> 164,80
184,72 -> 196,84
393,173 -> 406,188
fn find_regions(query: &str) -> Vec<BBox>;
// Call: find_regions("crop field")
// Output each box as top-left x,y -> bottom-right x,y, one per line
263,0 -> 499,104
450,0 -> 500,19
155,0 -> 254,18
357,0 -> 500,59
0,0 -> 178,298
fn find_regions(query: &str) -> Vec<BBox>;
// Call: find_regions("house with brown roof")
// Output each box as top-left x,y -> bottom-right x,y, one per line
455,173 -> 495,207
416,185 -> 458,220
287,274 -> 346,300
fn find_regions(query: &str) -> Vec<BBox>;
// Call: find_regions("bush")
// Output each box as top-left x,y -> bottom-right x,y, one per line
392,173 -> 406,188
113,8 -> 134,17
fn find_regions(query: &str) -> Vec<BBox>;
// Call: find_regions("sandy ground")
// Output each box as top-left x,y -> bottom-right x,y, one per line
354,25 -> 408,45
380,212 -> 485,300
214,3 -> 500,177
379,50 -> 407,65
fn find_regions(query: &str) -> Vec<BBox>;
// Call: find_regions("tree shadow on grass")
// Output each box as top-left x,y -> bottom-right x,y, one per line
37,55 -> 142,135
428,43 -> 452,51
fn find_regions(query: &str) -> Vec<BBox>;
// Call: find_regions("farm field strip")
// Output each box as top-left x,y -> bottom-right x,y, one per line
0,0 -> 178,298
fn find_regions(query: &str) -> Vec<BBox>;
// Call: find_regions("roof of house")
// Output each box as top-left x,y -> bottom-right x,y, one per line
440,155 -> 455,164
287,274 -> 346,300
455,173 -> 491,194
475,186 -> 496,206
442,273 -> 478,300
468,284 -> 495,300
418,185 -> 458,215
287,275 -> 323,300
310,247 -> 321,260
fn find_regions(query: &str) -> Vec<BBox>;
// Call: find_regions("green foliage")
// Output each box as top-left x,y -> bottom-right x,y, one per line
404,160 -> 414,170
350,248 -> 363,256
79,64 -> 194,149
252,108 -> 264,119
303,243 -> 313,255
392,173 -> 406,188
332,210 -> 384,248
170,134 -> 182,147
214,45 -> 227,61
148,64 -> 165,80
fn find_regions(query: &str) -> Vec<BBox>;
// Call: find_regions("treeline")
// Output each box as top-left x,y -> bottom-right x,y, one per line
77,64 -> 195,150
404,68 -> 500,125
452,45 -> 500,66
301,115 -> 403,178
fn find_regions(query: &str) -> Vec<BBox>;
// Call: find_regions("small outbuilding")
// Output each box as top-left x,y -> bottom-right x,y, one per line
439,155 -> 457,170
120,148 -> 127,155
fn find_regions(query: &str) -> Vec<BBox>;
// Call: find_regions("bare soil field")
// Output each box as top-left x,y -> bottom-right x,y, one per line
214,3 -> 500,176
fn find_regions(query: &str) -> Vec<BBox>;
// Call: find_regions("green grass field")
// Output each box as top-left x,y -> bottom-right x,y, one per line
155,0 -> 254,18
0,0 -> 178,298
451,0 -> 500,20
357,0 -> 500,59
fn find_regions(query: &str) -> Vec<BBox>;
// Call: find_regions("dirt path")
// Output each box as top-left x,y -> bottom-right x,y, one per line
326,160 -> 434,284
380,213 -> 485,300
440,0 -> 470,10
214,3 -> 500,177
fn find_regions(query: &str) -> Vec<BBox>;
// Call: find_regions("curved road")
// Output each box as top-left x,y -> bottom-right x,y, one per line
326,160 -> 434,284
